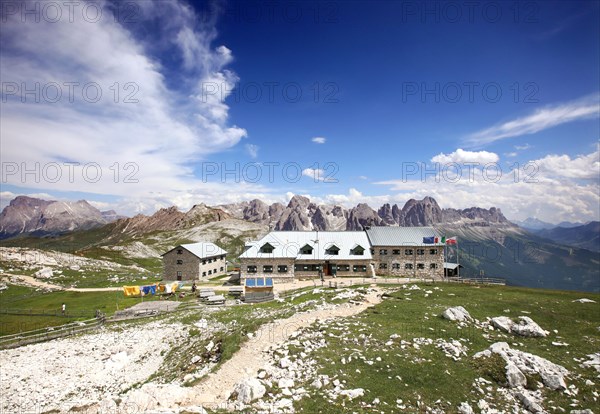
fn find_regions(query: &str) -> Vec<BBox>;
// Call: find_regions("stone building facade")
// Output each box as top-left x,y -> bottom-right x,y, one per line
239,227 -> 445,283
162,242 -> 227,281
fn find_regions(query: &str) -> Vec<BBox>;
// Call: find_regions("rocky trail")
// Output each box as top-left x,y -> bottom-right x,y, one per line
189,287 -> 382,407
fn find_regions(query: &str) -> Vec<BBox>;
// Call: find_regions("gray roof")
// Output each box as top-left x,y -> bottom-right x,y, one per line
239,231 -> 372,260
443,262 -> 462,270
166,242 -> 227,259
365,226 -> 445,247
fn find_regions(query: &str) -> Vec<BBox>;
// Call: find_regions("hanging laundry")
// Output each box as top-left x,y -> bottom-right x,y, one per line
123,286 -> 141,297
165,284 -> 172,294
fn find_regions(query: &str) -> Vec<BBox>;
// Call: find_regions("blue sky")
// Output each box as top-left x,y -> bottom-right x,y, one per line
1,0 -> 599,223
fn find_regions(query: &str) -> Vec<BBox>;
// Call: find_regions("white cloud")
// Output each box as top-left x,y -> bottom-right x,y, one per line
465,94 -> 600,147
245,144 -> 259,159
358,175 -> 368,180
515,143 -> 533,150
431,149 -> 499,165
504,152 -> 518,157
375,148 -> 600,223
311,137 -> 327,144
532,147 -> 600,180
0,0 -> 248,206
302,168 -> 337,183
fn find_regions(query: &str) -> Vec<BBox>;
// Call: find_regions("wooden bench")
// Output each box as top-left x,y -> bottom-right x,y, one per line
198,290 -> 216,300
228,286 -> 244,297
206,295 -> 226,305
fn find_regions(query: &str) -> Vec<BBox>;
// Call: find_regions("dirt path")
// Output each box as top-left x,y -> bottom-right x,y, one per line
184,287 -> 383,407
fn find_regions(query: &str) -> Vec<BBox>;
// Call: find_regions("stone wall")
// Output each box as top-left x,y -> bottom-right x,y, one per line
163,248 -> 200,280
163,248 -> 227,281
372,245 -> 444,279
240,258 -> 296,284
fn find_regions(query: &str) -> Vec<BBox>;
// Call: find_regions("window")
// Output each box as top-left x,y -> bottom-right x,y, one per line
295,264 -> 320,271
202,260 -> 206,265
351,245 -> 365,256
379,249 -> 388,255
430,249 -> 438,255
260,243 -> 274,254
430,263 -> 438,269
208,258 -> 213,263
214,268 -> 217,274
202,271 -> 206,277
405,249 -> 413,256
417,263 -> 425,269
392,249 -> 401,255
208,270 -> 212,275
263,265 -> 273,273
177,271 -> 182,276
336,264 -> 350,272
300,244 -> 313,255
392,263 -> 401,270
278,265 -> 288,273
247,265 -> 257,273
325,245 -> 340,256
405,263 -> 413,270
417,249 -> 425,256
176,260 -> 183,265
220,267 -> 224,271
353,265 -> 367,272
177,249 -> 183,254
379,263 -> 387,269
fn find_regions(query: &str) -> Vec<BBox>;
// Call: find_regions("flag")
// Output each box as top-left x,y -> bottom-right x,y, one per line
434,237 -> 439,243
441,236 -> 446,243
446,237 -> 457,245
422,236 -> 435,244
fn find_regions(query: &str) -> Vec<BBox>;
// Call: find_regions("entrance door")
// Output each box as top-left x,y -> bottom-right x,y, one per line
177,271 -> 182,281
328,263 -> 336,276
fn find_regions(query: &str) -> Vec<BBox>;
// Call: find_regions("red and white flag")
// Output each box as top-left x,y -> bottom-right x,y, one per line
445,237 -> 457,245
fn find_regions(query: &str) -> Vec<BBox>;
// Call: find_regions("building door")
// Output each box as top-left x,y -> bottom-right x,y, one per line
177,271 -> 182,281
328,263 -> 336,276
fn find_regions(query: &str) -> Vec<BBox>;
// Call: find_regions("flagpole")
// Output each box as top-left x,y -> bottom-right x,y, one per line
456,237 -> 460,278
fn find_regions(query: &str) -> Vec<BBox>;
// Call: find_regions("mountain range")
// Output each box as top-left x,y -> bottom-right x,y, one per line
1,195 -> 598,292
0,196 -> 122,239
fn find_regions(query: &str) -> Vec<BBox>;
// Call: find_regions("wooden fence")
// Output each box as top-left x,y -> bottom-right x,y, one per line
0,311 -> 106,350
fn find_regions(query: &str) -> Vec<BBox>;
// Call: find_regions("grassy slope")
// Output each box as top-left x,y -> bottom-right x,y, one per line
280,284 -> 600,413
0,283 -> 171,335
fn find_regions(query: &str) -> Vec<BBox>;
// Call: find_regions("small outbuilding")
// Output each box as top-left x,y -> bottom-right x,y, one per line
443,262 -> 463,277
162,242 -> 227,281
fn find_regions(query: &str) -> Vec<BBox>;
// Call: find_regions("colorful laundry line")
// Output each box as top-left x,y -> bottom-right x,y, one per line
122,282 -> 183,297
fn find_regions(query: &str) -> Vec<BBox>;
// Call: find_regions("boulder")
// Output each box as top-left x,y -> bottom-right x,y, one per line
516,390 -> 545,413
232,378 -> 266,404
339,388 -> 364,400
512,316 -> 548,337
458,402 -> 474,414
474,342 -> 569,391
506,362 -> 527,388
491,316 -> 548,337
34,267 -> 53,279
491,316 -> 514,333
442,306 -> 473,322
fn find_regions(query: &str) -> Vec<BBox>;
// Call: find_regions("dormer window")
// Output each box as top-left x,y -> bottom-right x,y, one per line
300,244 -> 313,255
325,244 -> 340,256
350,245 -> 365,256
176,249 -> 183,254
260,243 -> 274,254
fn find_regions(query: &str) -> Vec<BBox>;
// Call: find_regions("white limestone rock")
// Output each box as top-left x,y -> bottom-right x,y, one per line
442,306 -> 473,322
232,378 -> 266,404
340,388 -> 364,400
34,267 -> 53,279
474,342 -> 569,391
458,402 -> 475,414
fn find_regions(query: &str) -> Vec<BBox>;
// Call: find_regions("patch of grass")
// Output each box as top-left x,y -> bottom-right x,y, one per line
474,353 -> 507,385
286,284 -> 600,413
